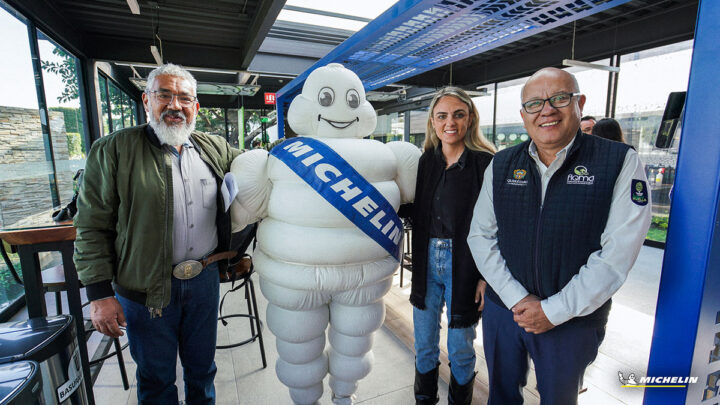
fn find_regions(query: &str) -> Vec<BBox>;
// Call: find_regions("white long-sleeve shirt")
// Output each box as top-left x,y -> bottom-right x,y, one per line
467,138 -> 653,326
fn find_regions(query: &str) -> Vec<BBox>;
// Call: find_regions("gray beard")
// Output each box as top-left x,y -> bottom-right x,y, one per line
148,111 -> 196,147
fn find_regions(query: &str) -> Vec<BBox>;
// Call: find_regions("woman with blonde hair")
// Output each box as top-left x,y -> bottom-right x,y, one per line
409,86 -> 495,404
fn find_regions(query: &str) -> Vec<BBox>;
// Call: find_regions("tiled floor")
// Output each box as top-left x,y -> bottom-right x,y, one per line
13,245 -> 664,404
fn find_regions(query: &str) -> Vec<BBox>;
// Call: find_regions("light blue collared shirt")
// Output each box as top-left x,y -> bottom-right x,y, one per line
167,141 -> 218,264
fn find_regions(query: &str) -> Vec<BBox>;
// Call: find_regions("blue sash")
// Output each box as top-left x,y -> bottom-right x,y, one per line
270,137 -> 403,260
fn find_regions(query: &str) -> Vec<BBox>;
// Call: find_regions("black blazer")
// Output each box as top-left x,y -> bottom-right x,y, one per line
408,147 -> 493,328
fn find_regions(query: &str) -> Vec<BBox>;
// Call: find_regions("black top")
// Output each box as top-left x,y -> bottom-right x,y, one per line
429,146 -> 468,238
408,146 -> 493,328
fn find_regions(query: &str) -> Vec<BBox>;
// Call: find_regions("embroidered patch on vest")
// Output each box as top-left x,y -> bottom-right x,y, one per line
631,179 -> 648,206
567,165 -> 595,185
506,168 -> 528,186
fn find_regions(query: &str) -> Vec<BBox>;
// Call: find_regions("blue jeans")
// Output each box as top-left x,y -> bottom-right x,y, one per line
413,238 -> 477,385
117,262 -> 220,405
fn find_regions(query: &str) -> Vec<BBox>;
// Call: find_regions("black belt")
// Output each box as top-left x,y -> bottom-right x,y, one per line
114,251 -> 238,305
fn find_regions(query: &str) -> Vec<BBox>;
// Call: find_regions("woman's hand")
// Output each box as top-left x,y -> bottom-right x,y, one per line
475,280 -> 487,311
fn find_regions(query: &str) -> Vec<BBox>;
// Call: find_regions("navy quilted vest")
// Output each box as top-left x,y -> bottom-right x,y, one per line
490,132 -> 630,325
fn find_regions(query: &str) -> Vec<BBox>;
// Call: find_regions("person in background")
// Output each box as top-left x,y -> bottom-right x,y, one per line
468,68 -> 652,405
592,117 -> 627,143
409,87 -> 495,405
580,115 -> 596,135
75,63 -> 240,404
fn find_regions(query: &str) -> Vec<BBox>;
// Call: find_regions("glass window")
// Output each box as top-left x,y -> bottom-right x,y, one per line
98,75 -> 111,135
121,92 -> 132,128
616,40 -> 692,243
0,3 -> 45,312
108,81 -> 124,132
372,112 -> 403,143
97,73 -> 138,134
563,59 -> 610,119
473,86 -> 495,144
0,5 -> 58,229
227,108 -> 240,148
494,76 -> 530,151
279,0 -> 398,32
408,108 -> 429,149
130,99 -> 137,126
37,30 -> 89,205
241,109 -> 263,148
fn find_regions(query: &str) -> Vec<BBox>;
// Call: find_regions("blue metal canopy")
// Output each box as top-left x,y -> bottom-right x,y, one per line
275,0 -> 634,136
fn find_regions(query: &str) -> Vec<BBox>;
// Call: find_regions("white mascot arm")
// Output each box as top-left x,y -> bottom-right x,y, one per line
229,149 -> 271,232
386,141 -> 421,204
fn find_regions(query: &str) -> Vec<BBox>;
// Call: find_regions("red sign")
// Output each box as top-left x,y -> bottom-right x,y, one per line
264,93 -> 276,105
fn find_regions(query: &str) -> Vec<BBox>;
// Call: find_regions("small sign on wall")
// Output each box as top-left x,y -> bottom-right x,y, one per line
264,93 -> 276,105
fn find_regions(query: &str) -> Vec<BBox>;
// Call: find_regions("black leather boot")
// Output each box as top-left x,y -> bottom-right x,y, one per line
414,364 -> 440,405
448,372 -> 475,405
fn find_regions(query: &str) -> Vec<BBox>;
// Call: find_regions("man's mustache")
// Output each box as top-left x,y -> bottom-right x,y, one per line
161,110 -> 186,121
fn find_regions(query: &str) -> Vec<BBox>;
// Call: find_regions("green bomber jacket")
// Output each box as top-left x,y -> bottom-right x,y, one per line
73,124 -> 241,312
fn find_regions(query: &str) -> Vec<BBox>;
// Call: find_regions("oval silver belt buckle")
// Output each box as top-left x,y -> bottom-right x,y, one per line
173,260 -> 203,279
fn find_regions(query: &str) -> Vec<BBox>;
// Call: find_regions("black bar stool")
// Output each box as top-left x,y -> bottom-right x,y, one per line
216,224 -> 267,369
41,264 -> 130,389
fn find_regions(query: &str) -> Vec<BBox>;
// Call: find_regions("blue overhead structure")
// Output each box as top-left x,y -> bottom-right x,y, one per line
275,0 -> 633,138
644,0 -> 720,404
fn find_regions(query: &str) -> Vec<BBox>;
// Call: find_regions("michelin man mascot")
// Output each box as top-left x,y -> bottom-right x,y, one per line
229,63 -> 420,404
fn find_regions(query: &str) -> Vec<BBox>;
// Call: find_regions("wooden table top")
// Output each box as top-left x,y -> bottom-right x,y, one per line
0,221 -> 75,245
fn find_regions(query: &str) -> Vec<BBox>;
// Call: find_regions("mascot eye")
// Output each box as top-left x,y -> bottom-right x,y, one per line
318,87 -> 334,107
346,89 -> 360,109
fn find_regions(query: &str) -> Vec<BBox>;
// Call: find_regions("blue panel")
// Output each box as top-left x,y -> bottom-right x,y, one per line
644,1 -> 720,404
276,98 -> 286,139
276,0 -> 633,105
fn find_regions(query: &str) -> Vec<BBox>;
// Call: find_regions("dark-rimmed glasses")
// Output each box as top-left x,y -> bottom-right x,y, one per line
522,92 -> 582,114
147,90 -> 197,107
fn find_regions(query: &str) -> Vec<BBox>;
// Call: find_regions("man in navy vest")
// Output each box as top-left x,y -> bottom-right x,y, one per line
467,68 -> 652,404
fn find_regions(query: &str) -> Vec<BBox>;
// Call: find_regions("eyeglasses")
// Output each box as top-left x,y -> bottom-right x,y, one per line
521,92 -> 582,114
147,90 -> 197,107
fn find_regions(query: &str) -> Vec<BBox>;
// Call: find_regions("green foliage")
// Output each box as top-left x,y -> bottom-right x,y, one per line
647,215 -> 669,243
41,48 -> 79,103
49,106 -> 82,132
0,251 -> 23,310
66,132 -> 84,159
196,108 -> 225,136
646,227 -> 667,243
245,111 -> 261,135
651,215 -> 669,230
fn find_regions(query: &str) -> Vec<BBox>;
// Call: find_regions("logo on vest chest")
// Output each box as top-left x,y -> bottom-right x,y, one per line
507,169 -> 529,186
567,165 -> 595,185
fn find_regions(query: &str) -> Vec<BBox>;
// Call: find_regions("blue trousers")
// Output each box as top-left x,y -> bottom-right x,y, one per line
482,298 -> 605,405
414,238 -> 477,385
117,262 -> 220,405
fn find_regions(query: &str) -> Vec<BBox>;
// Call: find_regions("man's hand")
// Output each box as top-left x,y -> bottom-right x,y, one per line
90,298 -> 126,338
475,280 -> 487,312
511,294 -> 554,334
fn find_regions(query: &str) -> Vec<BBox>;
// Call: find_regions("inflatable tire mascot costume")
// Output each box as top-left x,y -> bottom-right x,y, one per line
229,63 -> 420,404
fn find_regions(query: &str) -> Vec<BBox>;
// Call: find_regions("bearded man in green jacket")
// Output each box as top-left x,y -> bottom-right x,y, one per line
74,63 -> 241,405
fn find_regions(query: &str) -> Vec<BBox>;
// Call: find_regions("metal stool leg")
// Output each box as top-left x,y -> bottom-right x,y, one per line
245,284 -> 255,337
113,337 -> 130,390
247,277 -> 267,369
55,291 -> 63,315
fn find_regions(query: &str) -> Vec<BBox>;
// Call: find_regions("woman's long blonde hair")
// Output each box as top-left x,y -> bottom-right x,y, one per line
423,86 -> 496,154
